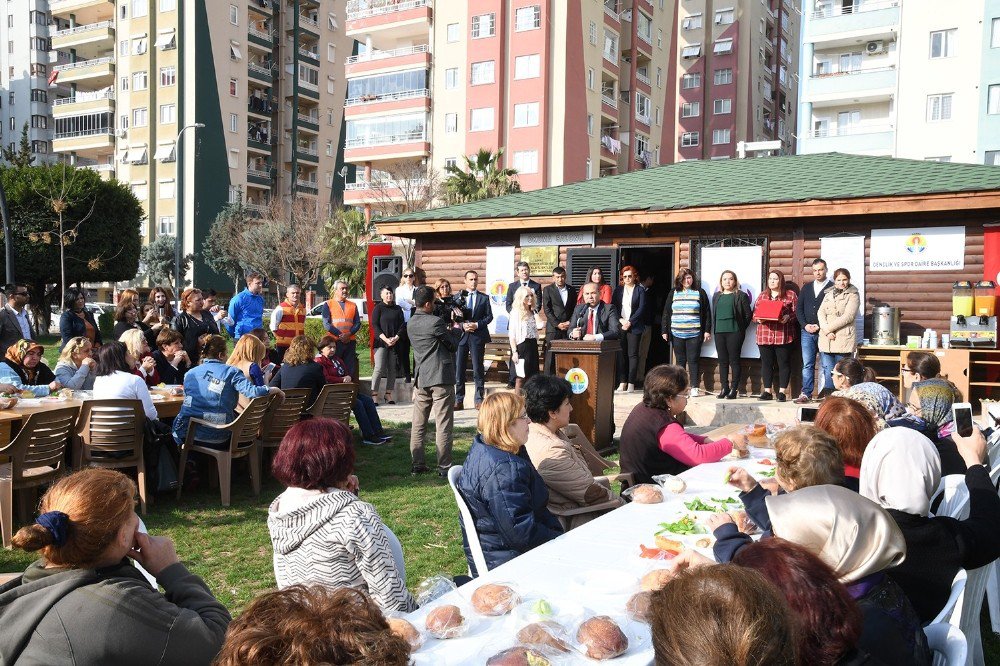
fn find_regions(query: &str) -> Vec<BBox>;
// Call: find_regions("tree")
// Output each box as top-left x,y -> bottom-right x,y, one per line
1,123 -> 35,168
443,148 -> 521,205
203,199 -> 252,291
140,234 -> 193,291
367,159 -> 441,268
322,208 -> 377,293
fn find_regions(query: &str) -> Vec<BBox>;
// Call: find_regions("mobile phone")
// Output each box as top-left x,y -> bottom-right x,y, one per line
988,403 -> 1000,427
158,306 -> 165,317
953,402 -> 974,438
798,406 -> 818,423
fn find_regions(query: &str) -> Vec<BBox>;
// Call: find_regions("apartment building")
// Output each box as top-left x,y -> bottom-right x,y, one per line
671,0 -> 800,161
47,0 -> 352,285
342,0 -> 680,217
797,0 -> 1000,165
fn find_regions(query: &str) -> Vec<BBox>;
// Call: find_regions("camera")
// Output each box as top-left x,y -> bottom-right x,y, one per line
434,293 -> 466,323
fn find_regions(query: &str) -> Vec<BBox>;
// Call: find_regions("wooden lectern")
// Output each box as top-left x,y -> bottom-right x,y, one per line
550,339 -> 620,453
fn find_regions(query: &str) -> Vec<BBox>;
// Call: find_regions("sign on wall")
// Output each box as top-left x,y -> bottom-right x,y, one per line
869,226 -> 966,272
485,245 -> 516,334
699,245 -> 763,359
520,230 -> 594,247
520,246 -> 559,275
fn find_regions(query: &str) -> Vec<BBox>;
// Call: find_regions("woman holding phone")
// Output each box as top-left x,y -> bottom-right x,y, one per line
753,269 -> 798,402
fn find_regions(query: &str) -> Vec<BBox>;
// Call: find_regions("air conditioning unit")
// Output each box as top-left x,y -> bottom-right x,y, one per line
866,40 -> 885,55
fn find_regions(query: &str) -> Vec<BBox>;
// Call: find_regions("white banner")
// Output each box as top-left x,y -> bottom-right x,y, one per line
869,226 -> 965,271
699,246 -> 763,359
485,246 -> 516,334
821,235 -> 866,345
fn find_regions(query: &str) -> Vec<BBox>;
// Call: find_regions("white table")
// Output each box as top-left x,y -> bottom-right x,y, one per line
406,441 -> 776,665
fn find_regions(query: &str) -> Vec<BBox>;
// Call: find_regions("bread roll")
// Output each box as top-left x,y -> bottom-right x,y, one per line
653,535 -> 683,553
471,583 -> 520,616
425,605 -> 464,639
662,476 -> 687,494
577,616 -> 629,660
640,569 -> 673,591
486,646 -> 552,666
516,621 -> 571,653
630,485 -> 663,504
626,591 -> 653,623
387,618 -> 421,648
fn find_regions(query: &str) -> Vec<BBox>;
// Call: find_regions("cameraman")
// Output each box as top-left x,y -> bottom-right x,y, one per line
408,285 -> 459,477
432,278 -> 465,326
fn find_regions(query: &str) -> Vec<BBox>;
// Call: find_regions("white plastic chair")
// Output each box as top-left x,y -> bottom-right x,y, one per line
931,475 -> 971,519
446,465 -> 490,577
924,623 -> 968,666
952,564 -> 990,666
931,569 -> 968,626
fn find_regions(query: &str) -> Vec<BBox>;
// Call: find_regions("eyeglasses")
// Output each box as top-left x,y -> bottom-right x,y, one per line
13,291 -> 28,297
402,273 -> 413,278
622,274 -> 634,279
831,371 -> 844,378
901,367 -> 914,374
516,413 -> 530,421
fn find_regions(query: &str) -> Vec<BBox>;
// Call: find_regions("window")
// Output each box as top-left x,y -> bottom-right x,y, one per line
132,36 -> 147,55
229,113 -> 238,132
229,4 -> 238,25
655,107 -> 662,126
712,128 -> 731,144
328,44 -> 336,62
470,107 -> 494,131
993,18 -> 1000,48
132,0 -> 147,17
445,112 -> 458,133
586,157 -> 592,180
924,156 -> 951,162
120,115 -> 129,131
637,12 -> 652,42
120,39 -> 129,56
926,93 -> 953,121
159,178 -> 177,199
603,29 -> 618,60
472,13 -> 495,38
839,52 -> 861,73
120,4 -> 127,19
445,68 -> 458,89
230,78 -> 238,97
30,115 -> 47,129
513,150 -> 538,174
133,107 -> 148,127
228,187 -> 240,204
682,13 -> 703,30
158,216 -> 175,235
837,110 -> 860,131
471,60 -> 495,85
680,101 -> 700,118
714,98 -> 732,114
30,64 -> 47,77
132,71 -> 148,90
160,103 -> 176,124
681,44 -> 702,58
160,66 -> 176,86
681,72 -> 701,89
30,89 -> 47,103
328,12 -> 339,30
714,39 -> 734,55
929,29 -> 956,59
120,76 -> 129,91
587,67 -> 595,90
587,114 -> 594,136
681,132 -> 699,147
131,183 -> 148,200
446,23 -> 460,42
657,29 -> 663,48
989,85 -> 1000,115
444,157 -> 458,170
325,140 -> 333,156
589,21 -> 597,45
156,32 -> 177,50
636,93 -> 651,122
656,67 -> 663,87
714,68 -> 733,85
986,151 -> 1000,165
515,6 -> 540,31
513,102 -> 539,127
230,44 -> 242,61
160,0 -> 176,10
31,141 -> 48,155
515,54 -> 541,79
715,8 -> 735,24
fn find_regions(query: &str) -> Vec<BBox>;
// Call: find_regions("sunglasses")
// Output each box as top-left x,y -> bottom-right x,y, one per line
403,273 -> 413,278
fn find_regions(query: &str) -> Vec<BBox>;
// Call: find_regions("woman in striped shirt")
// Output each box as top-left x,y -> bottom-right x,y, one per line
662,268 -> 711,395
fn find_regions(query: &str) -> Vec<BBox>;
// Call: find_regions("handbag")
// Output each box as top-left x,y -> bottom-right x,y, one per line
144,418 -> 178,492
753,299 -> 784,321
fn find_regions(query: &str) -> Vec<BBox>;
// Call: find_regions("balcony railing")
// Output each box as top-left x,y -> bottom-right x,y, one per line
601,93 -> 618,109
299,47 -> 319,60
248,61 -> 272,76
53,56 -> 113,72
806,123 -> 894,138
810,64 -> 896,78
345,88 -> 429,106
346,177 -> 428,191
248,96 -> 274,114
248,25 -> 272,41
297,113 -> 319,125
55,127 -> 114,140
53,88 -> 114,105
52,20 -> 113,38
296,179 -> 319,189
604,0 -> 620,18
635,112 -> 651,125
247,167 -> 271,179
345,129 -> 426,148
245,203 -> 268,213
297,146 -> 319,156
812,0 -> 899,19
345,43 -> 428,65
346,0 -> 428,22
298,14 -> 319,28
636,70 -> 651,85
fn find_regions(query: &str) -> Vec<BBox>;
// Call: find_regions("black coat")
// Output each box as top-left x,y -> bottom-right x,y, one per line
505,280 -> 543,313
795,279 -> 833,328
269,361 -> 327,406
711,289 -> 752,334
541,284 -> 577,339
662,288 -> 710,339
171,312 -> 220,365
0,307 -> 35,355
59,309 -> 102,349
568,302 -> 621,340
0,358 -> 55,389
371,303 -> 404,349
457,290 -> 493,345
611,285 -> 647,335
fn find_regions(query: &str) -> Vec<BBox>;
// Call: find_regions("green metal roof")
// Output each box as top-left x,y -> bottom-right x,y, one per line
386,153 -> 1000,223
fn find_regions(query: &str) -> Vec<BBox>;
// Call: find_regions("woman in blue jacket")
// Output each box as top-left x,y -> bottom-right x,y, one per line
172,334 -> 281,449
59,287 -> 102,350
456,391 -> 562,576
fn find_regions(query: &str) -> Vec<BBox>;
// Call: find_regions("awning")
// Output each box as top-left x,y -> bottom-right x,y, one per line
154,143 -> 175,161
155,32 -> 176,49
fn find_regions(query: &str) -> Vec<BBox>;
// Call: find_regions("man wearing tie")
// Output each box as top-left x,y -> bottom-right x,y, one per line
455,270 -> 493,410
570,282 -> 621,342
505,261 -> 542,387
541,267 -> 577,373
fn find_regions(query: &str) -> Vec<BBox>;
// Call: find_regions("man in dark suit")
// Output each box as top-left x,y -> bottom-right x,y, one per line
794,258 -> 834,403
570,282 -> 621,341
541,266 -> 577,373
455,270 -> 493,410
505,261 -> 543,386
408,285 -> 460,477
0,284 -> 35,354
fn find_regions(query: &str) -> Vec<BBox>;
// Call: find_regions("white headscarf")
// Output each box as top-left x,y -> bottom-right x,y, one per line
767,484 -> 906,584
859,428 -> 941,517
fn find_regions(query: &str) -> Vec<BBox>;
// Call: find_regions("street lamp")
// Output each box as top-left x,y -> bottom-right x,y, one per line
166,122 -> 205,309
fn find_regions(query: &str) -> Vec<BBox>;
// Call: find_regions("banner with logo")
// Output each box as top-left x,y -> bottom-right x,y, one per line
485,245 -> 516,334
869,226 -> 965,271
699,245 -> 763,359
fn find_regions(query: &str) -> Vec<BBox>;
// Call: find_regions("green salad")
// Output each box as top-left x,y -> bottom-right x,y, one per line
655,515 -> 707,536
684,496 -> 741,512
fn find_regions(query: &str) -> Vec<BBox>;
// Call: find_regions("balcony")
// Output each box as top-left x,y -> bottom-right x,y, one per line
806,66 -> 896,106
345,44 -> 430,77
248,61 -> 273,83
343,177 -> 428,205
53,127 -> 115,153
344,129 -> 429,162
297,113 -> 320,132
52,56 -> 114,85
246,166 -> 272,187
635,70 -> 651,86
287,13 -> 320,38
49,0 -> 112,20
344,89 -> 430,118
346,0 -> 431,41
248,95 -> 274,117
247,126 -> 272,153
52,88 -> 114,117
295,179 -> 319,194
298,47 -> 319,65
601,93 -> 619,119
809,1 -> 900,42
248,0 -> 272,15
798,124 -> 894,155
51,20 -> 113,50
248,25 -> 273,48
296,145 -> 319,163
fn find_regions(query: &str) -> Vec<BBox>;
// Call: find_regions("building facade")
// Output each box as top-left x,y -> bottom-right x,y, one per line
46,0 -> 352,285
798,0 -> 1000,165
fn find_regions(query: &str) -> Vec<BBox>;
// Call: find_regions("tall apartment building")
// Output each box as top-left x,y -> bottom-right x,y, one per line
797,0 -> 1000,165
47,0 -> 352,285
342,0 -> 680,217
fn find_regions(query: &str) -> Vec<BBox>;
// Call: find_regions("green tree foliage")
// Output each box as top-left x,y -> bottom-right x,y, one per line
140,234 -> 193,291
322,208 -> 376,293
443,148 -> 521,204
0,164 -> 143,329
1,123 -> 35,168
203,200 -> 250,291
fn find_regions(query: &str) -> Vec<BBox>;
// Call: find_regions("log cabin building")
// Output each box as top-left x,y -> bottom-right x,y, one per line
379,153 -> 1000,399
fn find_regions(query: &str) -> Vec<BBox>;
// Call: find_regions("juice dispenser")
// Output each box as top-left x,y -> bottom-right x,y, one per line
953,282 -> 974,319
950,281 -> 998,348
975,281 -> 996,319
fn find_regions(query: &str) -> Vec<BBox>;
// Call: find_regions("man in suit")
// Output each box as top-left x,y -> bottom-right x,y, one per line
541,266 -> 577,373
455,270 -> 493,410
0,284 -> 34,354
570,282 -> 621,341
408,285 -> 459,477
794,258 -> 834,403
505,261 -> 543,386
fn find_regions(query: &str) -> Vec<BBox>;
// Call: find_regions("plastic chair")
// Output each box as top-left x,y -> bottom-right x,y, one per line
176,395 -> 272,507
446,465 -> 489,577
924,623 -> 968,666
258,389 -> 309,452
307,383 -> 357,425
952,564 -> 990,666
561,423 -> 633,487
931,475 -> 971,520
931,569 -> 968,626
73,399 -> 148,515
0,406 -> 79,548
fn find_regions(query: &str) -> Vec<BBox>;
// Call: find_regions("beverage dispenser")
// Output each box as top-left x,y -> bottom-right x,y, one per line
950,280 -> 998,348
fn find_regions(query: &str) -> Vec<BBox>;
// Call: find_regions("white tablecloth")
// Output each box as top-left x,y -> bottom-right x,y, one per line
405,446 -> 776,665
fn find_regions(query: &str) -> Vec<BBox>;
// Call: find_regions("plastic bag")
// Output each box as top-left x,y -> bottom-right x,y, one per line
621,483 -> 664,504
415,573 -> 457,606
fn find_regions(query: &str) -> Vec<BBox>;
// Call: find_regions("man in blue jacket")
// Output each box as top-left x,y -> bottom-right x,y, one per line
226,272 -> 265,341
794,258 -> 833,403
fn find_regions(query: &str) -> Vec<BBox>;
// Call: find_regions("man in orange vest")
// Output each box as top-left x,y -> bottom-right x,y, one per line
321,280 -> 361,376
269,284 -> 305,364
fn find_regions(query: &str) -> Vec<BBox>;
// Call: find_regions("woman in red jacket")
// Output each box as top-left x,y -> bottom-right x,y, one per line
753,269 -> 798,402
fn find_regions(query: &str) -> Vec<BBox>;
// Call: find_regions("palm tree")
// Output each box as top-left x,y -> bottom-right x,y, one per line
443,148 -> 522,204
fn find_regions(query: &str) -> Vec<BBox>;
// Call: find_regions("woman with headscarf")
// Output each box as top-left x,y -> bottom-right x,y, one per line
859,427 -> 1000,623
0,339 -> 59,396
889,377 -> 966,475
830,357 -> 906,431
767,485 -> 930,666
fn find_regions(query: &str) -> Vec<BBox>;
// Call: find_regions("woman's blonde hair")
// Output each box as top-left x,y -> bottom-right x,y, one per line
511,285 -> 535,316
477,391 -> 526,454
283,335 -> 316,366
227,335 -> 266,377
774,425 -> 844,492
58,336 -> 92,365
118,328 -> 147,361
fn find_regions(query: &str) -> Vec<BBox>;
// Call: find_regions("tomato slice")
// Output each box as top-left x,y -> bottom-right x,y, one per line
639,544 -> 679,560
